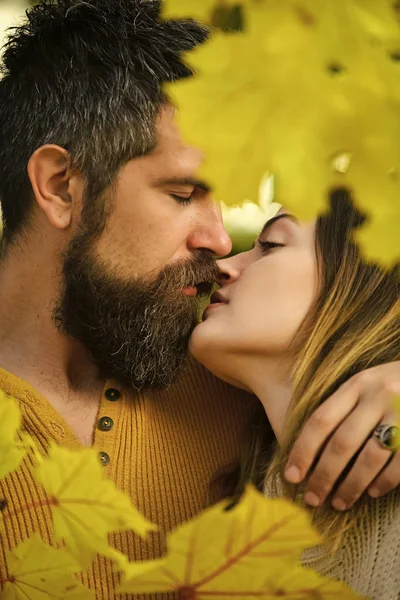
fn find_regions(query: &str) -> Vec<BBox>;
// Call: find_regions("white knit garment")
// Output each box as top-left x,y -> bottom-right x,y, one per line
267,486 -> 400,599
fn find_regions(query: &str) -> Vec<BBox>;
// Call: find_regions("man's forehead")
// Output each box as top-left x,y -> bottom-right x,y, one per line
152,105 -> 204,175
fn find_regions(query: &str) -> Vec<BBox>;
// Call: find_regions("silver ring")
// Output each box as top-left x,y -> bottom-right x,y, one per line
373,424 -> 400,452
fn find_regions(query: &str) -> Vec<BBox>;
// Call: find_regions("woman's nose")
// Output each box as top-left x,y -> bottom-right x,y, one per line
216,256 -> 242,286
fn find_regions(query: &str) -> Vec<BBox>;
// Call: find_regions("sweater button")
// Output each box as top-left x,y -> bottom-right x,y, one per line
105,388 -> 121,402
98,417 -> 114,432
99,451 -> 110,466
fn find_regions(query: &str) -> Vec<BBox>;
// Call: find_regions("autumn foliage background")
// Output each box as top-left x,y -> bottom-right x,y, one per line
1,0 -> 400,598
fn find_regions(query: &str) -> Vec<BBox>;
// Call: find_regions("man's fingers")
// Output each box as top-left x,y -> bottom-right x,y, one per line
302,403 -> 383,506
368,451 -> 400,498
285,378 -> 363,484
331,437 -> 392,511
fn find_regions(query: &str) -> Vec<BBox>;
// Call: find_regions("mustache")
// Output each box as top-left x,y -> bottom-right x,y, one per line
156,252 -> 219,297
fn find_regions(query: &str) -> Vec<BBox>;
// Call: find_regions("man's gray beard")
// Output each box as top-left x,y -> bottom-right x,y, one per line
53,235 -> 218,390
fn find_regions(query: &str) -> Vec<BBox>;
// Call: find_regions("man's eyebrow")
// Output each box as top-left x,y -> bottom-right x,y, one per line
152,176 -> 211,193
259,213 -> 298,237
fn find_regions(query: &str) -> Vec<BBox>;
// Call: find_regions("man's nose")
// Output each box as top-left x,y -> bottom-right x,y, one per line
187,202 -> 232,257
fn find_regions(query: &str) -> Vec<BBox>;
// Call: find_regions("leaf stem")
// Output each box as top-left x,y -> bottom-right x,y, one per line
1,498 -> 56,523
195,513 -> 298,589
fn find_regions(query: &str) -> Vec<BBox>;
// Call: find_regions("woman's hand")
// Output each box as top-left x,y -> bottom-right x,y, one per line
284,362 -> 400,511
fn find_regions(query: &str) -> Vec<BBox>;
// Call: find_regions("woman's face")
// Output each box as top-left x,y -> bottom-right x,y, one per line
190,212 -> 319,386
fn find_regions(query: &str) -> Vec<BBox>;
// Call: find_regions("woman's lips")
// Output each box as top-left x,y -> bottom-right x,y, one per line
206,302 -> 224,310
209,291 -> 228,305
203,291 -> 229,317
202,301 -> 225,321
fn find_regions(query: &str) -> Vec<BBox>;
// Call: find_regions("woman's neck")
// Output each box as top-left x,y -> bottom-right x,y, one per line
234,355 -> 293,442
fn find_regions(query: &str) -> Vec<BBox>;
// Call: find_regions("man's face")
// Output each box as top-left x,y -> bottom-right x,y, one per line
55,106 -> 232,389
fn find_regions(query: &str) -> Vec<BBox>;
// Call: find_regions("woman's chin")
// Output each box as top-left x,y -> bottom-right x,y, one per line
189,321 -> 249,392
190,306 -> 237,364
189,318 -> 226,371
189,320 -> 210,363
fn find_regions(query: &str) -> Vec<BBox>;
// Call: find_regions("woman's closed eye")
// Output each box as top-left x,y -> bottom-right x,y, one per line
257,239 -> 285,254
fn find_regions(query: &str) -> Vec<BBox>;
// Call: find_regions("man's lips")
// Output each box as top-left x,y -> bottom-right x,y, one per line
182,282 -> 215,297
182,286 -> 198,297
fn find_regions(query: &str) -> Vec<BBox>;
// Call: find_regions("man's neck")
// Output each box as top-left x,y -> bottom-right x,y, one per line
0,244 -> 105,444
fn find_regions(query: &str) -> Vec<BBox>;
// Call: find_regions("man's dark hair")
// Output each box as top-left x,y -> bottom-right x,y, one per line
0,0 -> 209,242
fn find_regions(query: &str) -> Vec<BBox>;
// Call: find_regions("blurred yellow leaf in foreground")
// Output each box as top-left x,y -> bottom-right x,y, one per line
119,486 -> 361,598
163,0 -> 217,21
33,445 -> 156,568
1,534 -> 93,600
167,0 -> 400,266
0,391 -> 31,481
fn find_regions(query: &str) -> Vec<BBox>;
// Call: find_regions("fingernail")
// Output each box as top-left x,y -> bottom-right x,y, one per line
304,492 -> 320,507
368,487 -> 380,498
332,497 -> 347,511
285,465 -> 301,483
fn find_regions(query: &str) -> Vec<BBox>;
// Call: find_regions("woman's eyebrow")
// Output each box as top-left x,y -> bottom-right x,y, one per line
259,213 -> 298,237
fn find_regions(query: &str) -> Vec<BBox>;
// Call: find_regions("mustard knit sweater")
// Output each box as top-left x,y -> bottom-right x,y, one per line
2,358 -> 400,600
0,359 -> 255,599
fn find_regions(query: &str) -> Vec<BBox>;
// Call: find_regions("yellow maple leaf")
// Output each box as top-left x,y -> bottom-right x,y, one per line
168,0 -> 400,265
0,391 -> 32,480
1,534 -> 93,600
163,0 -> 249,35
33,445 -> 156,569
162,0 -> 270,23
162,0 -> 218,21
119,486 -> 325,596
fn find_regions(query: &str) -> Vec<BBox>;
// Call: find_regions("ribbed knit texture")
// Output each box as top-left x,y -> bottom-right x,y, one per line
0,359 -> 255,599
301,493 -> 400,599
266,480 -> 400,599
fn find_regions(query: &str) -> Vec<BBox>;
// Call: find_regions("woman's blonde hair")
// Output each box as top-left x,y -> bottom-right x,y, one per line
225,189 -> 400,543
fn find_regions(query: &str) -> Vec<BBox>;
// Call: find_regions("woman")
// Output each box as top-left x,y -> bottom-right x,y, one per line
190,189 -> 400,599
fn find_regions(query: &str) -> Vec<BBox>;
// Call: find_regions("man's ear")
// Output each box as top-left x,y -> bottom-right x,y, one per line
27,145 -> 81,230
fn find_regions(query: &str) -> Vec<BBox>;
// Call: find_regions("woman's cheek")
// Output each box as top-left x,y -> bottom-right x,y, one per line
237,253 -> 315,351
